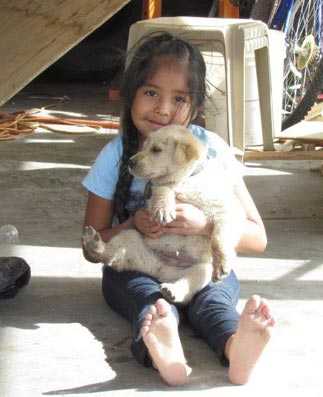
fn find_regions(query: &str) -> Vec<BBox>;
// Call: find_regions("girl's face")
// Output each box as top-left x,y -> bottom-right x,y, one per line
131,61 -> 193,142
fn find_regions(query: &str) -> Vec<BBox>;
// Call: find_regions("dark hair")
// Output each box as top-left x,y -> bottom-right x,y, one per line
114,32 -> 207,222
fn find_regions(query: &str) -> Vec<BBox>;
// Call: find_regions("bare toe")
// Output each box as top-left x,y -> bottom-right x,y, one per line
244,294 -> 260,313
141,306 -> 157,337
155,298 -> 170,317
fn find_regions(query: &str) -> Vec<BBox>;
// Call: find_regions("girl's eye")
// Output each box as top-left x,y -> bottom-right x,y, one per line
175,96 -> 187,103
144,90 -> 157,97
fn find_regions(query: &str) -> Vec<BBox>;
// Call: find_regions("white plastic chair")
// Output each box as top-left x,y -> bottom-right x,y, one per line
127,17 -> 278,152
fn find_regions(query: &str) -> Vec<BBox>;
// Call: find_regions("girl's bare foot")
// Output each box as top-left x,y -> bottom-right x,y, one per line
140,298 -> 191,386
226,295 -> 275,385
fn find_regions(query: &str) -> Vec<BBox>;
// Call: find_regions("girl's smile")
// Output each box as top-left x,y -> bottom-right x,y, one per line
131,61 -> 193,142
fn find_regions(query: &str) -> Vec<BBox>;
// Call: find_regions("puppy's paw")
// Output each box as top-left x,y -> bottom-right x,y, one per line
82,226 -> 105,260
152,205 -> 176,225
160,283 -> 177,302
160,282 -> 188,303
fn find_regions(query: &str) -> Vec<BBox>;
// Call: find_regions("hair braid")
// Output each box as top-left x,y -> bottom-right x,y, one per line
114,114 -> 139,223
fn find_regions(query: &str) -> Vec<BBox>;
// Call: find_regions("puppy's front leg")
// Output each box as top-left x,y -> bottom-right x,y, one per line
160,262 -> 213,304
149,186 -> 176,225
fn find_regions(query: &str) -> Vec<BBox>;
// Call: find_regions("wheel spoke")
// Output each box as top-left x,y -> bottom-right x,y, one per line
282,0 -> 322,120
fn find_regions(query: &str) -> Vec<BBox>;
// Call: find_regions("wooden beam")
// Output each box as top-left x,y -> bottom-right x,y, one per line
218,0 -> 239,18
244,150 -> 323,161
142,0 -> 162,19
0,0 -> 131,106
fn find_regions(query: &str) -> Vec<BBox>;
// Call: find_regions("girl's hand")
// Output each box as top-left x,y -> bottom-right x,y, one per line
133,208 -> 164,239
162,203 -> 211,236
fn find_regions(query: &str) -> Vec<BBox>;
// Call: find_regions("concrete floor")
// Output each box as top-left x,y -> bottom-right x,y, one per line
1,82 -> 323,396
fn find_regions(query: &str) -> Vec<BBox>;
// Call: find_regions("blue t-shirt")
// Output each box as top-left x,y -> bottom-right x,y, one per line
82,124 -> 243,216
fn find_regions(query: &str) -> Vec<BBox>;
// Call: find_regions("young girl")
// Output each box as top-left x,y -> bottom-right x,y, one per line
82,32 -> 275,387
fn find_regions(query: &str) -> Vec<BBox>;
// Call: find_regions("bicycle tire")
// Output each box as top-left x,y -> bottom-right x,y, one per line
282,57 -> 323,129
281,0 -> 322,129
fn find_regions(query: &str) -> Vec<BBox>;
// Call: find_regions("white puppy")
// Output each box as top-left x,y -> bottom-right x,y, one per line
83,125 -> 245,304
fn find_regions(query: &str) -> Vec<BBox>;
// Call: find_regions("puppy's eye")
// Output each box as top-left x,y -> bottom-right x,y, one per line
151,146 -> 162,154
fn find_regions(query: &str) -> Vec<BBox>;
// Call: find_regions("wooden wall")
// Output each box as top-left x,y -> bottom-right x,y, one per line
0,0 -> 130,106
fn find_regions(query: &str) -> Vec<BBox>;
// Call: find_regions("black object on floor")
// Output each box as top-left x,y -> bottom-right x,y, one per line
0,257 -> 31,299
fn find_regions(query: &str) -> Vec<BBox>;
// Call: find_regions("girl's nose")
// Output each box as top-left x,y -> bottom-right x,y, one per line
155,97 -> 172,117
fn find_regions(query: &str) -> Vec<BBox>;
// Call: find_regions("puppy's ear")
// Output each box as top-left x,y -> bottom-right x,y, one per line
174,137 -> 203,165
174,142 -> 187,164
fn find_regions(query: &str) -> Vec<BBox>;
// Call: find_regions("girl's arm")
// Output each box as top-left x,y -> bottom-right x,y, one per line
162,179 -> 267,255
233,179 -> 267,254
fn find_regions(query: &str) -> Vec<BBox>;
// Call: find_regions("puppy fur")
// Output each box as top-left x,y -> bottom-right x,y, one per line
83,125 -> 245,304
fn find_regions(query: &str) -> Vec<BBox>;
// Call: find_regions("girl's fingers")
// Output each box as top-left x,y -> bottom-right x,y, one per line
146,230 -> 164,239
148,222 -> 162,231
163,219 -> 186,228
162,226 -> 190,235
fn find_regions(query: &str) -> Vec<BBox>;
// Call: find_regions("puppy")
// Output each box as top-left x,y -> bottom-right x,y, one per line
83,125 -> 245,304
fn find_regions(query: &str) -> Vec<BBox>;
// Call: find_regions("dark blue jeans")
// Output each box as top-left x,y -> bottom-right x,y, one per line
102,266 -> 240,367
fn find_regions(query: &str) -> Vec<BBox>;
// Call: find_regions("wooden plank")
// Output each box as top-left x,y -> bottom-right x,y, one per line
0,0 -> 131,106
142,0 -> 162,19
218,0 -> 239,18
244,150 -> 323,161
277,120 -> 323,141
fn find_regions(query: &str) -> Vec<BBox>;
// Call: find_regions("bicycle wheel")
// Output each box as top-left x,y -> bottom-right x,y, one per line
281,0 -> 323,130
